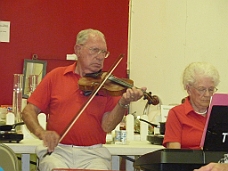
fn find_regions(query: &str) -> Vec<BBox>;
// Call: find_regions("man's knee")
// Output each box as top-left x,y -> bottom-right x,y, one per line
38,156 -> 68,171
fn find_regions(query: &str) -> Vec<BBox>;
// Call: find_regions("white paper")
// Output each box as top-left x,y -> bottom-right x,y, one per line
160,105 -> 176,122
0,21 -> 10,42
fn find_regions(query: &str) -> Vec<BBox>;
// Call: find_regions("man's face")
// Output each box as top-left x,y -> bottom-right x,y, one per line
76,35 -> 108,74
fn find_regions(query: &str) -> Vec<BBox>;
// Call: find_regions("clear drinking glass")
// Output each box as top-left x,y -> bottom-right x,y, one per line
28,74 -> 38,94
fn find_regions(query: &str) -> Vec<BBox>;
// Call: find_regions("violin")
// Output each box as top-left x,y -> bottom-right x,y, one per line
78,71 -> 159,105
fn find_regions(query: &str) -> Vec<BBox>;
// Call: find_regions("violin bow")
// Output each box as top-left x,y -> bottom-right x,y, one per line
59,54 -> 124,142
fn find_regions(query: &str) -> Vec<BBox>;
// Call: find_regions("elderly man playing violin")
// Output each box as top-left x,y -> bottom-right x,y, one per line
21,28 -> 146,171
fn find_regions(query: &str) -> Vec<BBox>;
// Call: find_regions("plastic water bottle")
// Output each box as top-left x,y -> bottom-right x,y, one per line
126,114 -> 134,141
140,114 -> 148,141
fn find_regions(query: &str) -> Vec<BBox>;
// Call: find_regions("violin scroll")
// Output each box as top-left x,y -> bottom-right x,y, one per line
143,92 -> 159,105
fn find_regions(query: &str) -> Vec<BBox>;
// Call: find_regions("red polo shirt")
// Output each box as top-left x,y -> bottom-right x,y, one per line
28,62 -> 120,146
163,96 -> 207,149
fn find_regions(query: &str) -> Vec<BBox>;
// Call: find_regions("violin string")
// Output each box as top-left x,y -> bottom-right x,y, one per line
108,75 -> 151,100
108,75 -> 133,88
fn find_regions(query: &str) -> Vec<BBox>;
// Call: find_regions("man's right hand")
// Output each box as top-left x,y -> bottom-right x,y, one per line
40,130 -> 60,152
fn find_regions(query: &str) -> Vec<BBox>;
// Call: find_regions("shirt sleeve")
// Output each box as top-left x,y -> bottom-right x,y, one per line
163,107 -> 182,147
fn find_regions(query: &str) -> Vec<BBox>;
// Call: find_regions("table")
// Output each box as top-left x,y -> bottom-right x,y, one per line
5,139 -> 163,171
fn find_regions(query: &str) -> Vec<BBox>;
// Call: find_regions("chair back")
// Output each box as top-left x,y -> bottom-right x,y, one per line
0,143 -> 19,171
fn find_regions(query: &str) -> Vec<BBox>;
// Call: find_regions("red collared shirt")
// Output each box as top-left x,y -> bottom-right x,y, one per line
163,96 -> 207,149
28,62 -> 120,146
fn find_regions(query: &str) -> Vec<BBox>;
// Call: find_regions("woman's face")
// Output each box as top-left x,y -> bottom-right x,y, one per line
187,77 -> 217,110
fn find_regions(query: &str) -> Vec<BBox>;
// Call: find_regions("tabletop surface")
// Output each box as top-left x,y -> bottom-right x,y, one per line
4,139 -> 164,155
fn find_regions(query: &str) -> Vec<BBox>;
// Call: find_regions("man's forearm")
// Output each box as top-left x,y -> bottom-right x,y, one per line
21,103 -> 45,139
102,99 -> 128,132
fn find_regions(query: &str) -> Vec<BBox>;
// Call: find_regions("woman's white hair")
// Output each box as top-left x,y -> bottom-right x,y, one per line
182,62 -> 220,90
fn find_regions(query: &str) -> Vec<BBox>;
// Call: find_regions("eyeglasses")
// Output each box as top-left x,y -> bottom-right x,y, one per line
82,45 -> 110,58
192,86 -> 218,95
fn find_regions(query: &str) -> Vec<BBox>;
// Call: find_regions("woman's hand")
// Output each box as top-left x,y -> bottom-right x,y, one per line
194,163 -> 228,171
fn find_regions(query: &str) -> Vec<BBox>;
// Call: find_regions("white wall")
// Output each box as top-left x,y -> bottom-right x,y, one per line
128,0 -> 228,121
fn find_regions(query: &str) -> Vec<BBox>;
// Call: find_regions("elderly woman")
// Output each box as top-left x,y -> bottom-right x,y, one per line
163,62 -> 220,149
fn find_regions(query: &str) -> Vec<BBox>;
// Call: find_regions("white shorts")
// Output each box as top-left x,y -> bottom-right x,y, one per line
36,143 -> 111,171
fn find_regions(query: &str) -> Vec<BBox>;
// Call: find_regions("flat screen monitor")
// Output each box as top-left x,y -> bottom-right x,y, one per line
203,105 -> 228,151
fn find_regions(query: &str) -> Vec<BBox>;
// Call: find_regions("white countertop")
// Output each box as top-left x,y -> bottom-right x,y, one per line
4,139 -> 42,153
4,139 -> 164,171
4,139 -> 163,155
104,140 -> 163,155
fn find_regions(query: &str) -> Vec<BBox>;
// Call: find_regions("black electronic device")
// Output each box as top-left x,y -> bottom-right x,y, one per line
0,122 -> 24,143
203,105 -> 228,151
134,149 -> 227,171
0,133 -> 23,143
147,135 -> 164,145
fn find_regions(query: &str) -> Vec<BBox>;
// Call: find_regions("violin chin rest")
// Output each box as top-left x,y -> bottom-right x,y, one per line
83,91 -> 92,96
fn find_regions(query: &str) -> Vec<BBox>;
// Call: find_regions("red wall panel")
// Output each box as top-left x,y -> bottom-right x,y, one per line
0,0 -> 129,105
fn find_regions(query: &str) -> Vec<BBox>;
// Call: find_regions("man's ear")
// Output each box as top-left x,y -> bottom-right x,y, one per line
74,44 -> 81,56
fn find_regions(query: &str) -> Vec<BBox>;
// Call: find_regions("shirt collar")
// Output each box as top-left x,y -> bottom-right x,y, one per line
63,62 -> 77,75
184,96 -> 195,115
